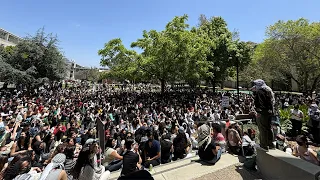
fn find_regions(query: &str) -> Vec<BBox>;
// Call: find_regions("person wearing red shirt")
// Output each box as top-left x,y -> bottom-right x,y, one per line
53,123 -> 67,135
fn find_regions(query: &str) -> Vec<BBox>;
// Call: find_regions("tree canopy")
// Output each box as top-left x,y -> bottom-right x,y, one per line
254,18 -> 320,93
99,15 -> 212,92
99,14 -> 252,93
198,15 -> 253,89
0,28 -> 66,86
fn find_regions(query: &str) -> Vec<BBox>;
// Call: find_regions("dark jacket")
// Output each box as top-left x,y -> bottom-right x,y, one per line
254,89 -> 273,113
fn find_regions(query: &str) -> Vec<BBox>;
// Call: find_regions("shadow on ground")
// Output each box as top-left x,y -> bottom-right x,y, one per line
192,160 -> 263,180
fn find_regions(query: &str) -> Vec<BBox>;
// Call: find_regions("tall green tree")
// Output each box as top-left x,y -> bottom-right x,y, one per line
98,38 -> 142,82
255,18 -> 320,93
198,15 -> 252,91
131,15 -> 210,92
99,15 -> 211,93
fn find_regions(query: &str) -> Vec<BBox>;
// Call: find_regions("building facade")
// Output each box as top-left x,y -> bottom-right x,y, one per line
0,28 -> 21,47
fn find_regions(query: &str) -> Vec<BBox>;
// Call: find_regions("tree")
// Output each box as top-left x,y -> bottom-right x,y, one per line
198,15 -> 252,91
131,15 -> 210,92
98,38 -> 142,82
99,15 -> 211,93
0,28 -> 66,86
255,18 -> 320,93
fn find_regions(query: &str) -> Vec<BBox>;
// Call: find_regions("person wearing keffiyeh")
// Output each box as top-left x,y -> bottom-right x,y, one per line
197,124 -> 221,164
39,153 -> 67,180
252,79 -> 275,150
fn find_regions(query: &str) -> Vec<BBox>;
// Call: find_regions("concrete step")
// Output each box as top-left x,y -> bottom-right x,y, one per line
109,153 -> 240,180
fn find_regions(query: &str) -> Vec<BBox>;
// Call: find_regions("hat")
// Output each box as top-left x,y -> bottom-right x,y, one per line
178,127 -> 185,134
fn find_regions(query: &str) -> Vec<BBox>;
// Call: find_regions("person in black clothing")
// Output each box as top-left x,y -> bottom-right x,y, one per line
80,128 -> 94,145
173,128 -> 189,161
121,138 -> 142,176
252,79 -> 275,150
197,124 -> 221,164
160,133 -> 173,164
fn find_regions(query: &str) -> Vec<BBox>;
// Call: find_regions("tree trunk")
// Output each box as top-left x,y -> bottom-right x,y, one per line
211,79 -> 216,93
303,73 -> 309,94
311,75 -> 320,95
160,79 -> 165,95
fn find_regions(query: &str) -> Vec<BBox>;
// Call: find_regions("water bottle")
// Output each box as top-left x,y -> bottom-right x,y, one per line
149,164 -> 153,172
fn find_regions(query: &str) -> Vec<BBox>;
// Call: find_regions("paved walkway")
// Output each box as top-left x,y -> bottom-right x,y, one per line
110,153 -> 260,180
194,164 -> 263,180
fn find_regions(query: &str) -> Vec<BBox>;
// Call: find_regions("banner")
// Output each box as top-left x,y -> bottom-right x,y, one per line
221,96 -> 230,108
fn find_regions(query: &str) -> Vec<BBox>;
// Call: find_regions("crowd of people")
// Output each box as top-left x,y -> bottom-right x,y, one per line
0,80 -> 319,180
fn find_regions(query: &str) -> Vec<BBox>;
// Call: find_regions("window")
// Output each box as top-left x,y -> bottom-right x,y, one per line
0,30 -> 6,40
8,35 -> 19,44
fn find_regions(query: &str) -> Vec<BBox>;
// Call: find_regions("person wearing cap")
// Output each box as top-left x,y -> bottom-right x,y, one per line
252,79 -> 275,150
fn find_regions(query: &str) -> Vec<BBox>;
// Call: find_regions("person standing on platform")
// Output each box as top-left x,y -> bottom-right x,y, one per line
252,79 -> 275,150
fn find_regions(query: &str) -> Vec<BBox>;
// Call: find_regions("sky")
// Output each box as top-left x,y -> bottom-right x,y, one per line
1,0 -> 320,67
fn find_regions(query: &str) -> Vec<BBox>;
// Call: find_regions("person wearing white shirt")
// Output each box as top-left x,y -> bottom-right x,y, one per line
290,105 -> 304,137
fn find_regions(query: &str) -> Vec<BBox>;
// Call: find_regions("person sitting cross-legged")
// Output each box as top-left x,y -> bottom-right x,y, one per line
144,130 -> 161,168
197,124 -> 222,164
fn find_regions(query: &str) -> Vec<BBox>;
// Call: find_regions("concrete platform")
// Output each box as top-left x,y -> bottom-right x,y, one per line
110,153 -> 246,180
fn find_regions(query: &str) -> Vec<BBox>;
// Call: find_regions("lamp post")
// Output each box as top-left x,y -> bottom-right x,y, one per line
236,56 -> 240,105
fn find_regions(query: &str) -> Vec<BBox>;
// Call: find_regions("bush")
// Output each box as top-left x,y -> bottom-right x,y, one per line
279,105 -> 309,134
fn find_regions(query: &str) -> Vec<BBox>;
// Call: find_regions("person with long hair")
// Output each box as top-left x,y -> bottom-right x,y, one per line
0,155 -> 8,176
173,127 -> 189,161
211,123 -> 226,153
63,145 -> 77,180
103,138 -> 123,172
10,131 -> 31,157
3,156 -> 32,180
293,135 -> 319,165
72,140 -> 110,180
226,123 -> 242,155
160,133 -> 173,164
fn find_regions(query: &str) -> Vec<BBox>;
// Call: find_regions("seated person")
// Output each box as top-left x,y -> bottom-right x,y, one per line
121,138 -> 142,176
144,130 -> 161,168
197,124 -> 221,164
103,138 -> 123,172
293,135 -> 319,165
160,133 -> 173,164
242,131 -> 255,156
211,123 -> 226,153
226,123 -> 242,155
173,128 -> 190,161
